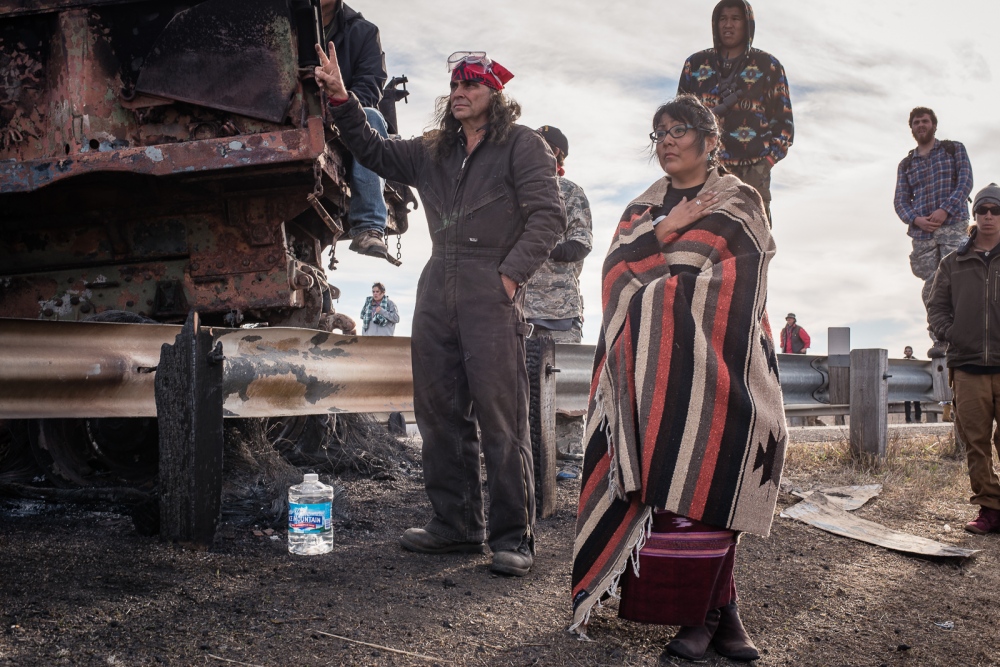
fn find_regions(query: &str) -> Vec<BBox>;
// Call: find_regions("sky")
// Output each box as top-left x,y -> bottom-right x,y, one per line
324,0 -> 1000,358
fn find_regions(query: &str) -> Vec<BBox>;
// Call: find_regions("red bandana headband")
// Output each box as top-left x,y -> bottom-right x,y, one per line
448,51 -> 514,91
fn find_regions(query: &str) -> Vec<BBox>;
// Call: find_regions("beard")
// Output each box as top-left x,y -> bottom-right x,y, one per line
911,125 -> 936,144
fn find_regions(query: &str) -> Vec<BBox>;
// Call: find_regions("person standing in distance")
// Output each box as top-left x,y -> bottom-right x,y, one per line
894,107 -> 974,358
314,45 -> 566,576
360,282 -> 399,335
927,184 -> 1000,534
677,0 -> 794,223
779,313 -> 809,354
902,346 -> 922,423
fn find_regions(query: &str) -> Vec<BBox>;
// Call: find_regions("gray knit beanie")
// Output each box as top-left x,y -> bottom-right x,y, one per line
973,183 -> 1000,212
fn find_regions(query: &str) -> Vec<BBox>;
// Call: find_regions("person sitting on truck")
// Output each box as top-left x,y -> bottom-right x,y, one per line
321,0 -> 391,260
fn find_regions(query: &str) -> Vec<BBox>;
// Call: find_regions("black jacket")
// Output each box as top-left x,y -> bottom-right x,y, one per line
329,95 -> 565,284
324,2 -> 386,108
928,227 -> 1000,368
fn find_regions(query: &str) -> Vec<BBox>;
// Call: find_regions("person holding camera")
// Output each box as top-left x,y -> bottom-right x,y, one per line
677,0 -> 793,224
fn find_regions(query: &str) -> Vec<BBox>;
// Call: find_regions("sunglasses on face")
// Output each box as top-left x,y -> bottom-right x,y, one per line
976,205 -> 1000,216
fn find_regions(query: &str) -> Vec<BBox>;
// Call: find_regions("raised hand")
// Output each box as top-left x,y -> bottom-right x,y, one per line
314,41 -> 349,101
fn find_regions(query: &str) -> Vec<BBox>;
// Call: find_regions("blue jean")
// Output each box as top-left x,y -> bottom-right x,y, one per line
348,107 -> 389,237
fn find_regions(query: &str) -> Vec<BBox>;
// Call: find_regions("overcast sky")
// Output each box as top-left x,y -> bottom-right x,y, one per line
325,0 -> 1000,358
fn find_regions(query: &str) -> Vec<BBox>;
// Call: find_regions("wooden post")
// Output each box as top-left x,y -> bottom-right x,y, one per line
849,348 -> 888,460
155,312 -> 224,547
526,336 -> 557,519
828,327 -> 851,426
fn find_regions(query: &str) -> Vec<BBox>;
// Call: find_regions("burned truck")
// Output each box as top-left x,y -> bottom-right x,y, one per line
0,0 -> 416,492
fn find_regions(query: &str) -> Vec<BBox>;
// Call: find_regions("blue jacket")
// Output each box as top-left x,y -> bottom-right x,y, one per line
324,2 -> 386,108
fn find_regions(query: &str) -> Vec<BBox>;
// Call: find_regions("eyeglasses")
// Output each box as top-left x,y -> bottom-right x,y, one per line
447,51 -> 491,72
649,125 -> 702,143
976,205 -> 1000,216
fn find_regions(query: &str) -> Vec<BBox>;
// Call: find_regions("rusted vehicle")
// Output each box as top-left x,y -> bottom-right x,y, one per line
0,0 -> 413,489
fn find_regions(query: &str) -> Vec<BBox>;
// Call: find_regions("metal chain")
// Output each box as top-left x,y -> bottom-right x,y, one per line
312,159 -> 324,199
396,232 -> 402,261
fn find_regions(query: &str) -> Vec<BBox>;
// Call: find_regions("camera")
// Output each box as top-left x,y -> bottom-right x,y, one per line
712,89 -> 744,117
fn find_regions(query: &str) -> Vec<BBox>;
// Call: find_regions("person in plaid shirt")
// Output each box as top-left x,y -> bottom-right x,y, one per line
894,106 -> 974,357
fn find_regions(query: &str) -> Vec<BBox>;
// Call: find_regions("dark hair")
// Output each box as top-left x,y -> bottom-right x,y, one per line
909,107 -> 937,127
651,94 -> 721,166
423,87 -> 522,162
372,282 -> 385,293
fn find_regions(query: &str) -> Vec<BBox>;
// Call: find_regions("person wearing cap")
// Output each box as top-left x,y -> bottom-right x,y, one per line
778,313 -> 809,354
677,0 -> 793,223
524,126 -> 593,347
523,126 -> 594,465
319,0 -> 392,260
314,45 -> 566,576
928,183 -> 1000,535
894,106 -> 974,358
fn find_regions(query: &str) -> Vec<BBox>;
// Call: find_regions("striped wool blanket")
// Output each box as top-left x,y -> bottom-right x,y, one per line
571,168 -> 787,630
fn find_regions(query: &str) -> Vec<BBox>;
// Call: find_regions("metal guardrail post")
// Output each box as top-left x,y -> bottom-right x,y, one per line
154,312 -> 224,547
849,349 -> 889,459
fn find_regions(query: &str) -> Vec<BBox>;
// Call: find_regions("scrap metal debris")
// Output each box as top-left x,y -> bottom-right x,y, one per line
781,491 -> 978,559
791,483 -> 883,511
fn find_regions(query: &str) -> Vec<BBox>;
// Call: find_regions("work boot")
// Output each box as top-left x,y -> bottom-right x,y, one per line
964,507 -> 1000,535
927,342 -> 948,359
665,608 -> 720,661
489,545 -> 533,577
399,528 -> 486,554
349,229 -> 389,258
712,601 -> 760,661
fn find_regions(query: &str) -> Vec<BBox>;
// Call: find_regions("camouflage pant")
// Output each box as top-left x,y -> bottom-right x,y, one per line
528,321 -> 582,344
910,222 -> 968,342
910,223 -> 969,304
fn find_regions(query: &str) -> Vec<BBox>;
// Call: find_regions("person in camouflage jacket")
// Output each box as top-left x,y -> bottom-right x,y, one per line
677,0 -> 793,223
524,126 -> 593,344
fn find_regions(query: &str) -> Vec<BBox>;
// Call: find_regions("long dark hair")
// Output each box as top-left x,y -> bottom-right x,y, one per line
423,89 -> 522,162
651,94 -> 721,167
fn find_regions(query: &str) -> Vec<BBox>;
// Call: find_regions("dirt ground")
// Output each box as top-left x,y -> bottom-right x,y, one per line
2,426 -> 999,667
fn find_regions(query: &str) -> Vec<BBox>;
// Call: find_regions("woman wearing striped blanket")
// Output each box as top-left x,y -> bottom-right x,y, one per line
570,94 -> 787,662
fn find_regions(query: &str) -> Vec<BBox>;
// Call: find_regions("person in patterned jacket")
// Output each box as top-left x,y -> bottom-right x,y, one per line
524,126 -> 593,345
677,0 -> 793,223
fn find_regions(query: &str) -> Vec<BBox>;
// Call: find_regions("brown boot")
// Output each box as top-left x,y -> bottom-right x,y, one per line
711,601 -> 760,661
665,608 -> 720,661
349,229 -> 389,258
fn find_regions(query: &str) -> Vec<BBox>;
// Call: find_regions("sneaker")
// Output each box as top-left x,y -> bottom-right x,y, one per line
348,229 -> 389,258
490,546 -> 533,576
964,507 -> 1000,535
927,343 -> 948,359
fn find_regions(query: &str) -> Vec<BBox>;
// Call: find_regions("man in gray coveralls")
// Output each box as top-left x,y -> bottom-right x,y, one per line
314,44 -> 566,576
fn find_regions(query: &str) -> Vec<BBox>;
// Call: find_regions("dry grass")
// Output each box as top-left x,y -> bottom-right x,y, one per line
783,430 -> 971,503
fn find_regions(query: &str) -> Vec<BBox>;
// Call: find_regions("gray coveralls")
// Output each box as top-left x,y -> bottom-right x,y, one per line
330,95 -> 566,552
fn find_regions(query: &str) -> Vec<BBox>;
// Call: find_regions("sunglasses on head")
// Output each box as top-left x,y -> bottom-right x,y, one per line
447,51 -> 491,72
976,205 -> 1000,216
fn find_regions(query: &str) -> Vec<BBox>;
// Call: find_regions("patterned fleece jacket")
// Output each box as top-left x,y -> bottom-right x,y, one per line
678,0 -> 794,169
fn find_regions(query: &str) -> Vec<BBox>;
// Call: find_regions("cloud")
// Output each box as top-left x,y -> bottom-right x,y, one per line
332,0 -> 1000,359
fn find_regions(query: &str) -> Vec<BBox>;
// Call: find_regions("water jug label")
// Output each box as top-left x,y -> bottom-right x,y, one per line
288,502 -> 332,534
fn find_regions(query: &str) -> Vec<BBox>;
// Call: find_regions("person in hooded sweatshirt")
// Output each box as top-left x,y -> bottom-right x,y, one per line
678,0 -> 793,224
320,0 -> 392,260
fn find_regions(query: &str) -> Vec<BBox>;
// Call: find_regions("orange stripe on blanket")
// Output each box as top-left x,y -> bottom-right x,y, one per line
572,498 -> 644,596
689,242 -> 738,515
576,455 -> 611,518
641,280 -> 677,493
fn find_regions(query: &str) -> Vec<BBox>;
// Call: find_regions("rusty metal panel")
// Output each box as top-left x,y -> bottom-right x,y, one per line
135,0 -> 297,123
0,0 -> 141,17
1,119 -> 327,192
